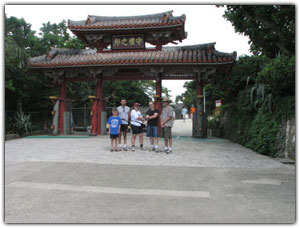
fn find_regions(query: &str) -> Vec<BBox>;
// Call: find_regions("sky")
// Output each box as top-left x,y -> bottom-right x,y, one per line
5,4 -> 251,101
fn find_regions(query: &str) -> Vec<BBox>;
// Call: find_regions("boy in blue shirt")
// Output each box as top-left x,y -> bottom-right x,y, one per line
107,107 -> 122,152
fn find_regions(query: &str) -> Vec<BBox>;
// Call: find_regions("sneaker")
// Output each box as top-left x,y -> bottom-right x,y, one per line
164,148 -> 169,153
118,147 -> 122,152
166,149 -> 172,154
155,148 -> 160,153
123,147 -> 128,151
131,146 -> 135,152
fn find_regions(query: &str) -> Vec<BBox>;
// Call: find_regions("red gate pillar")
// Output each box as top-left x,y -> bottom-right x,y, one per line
154,74 -> 162,135
91,77 -> 103,135
96,77 -> 103,135
196,79 -> 203,98
194,75 -> 207,138
58,80 -> 67,134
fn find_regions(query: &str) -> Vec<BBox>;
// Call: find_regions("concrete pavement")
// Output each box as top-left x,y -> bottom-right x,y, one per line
5,119 -> 295,223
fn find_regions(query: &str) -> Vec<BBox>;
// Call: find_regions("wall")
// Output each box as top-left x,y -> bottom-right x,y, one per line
277,117 -> 295,159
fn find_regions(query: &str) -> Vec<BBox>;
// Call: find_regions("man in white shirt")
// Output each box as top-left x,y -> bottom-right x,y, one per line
130,102 -> 145,151
161,97 -> 174,154
117,98 -> 130,151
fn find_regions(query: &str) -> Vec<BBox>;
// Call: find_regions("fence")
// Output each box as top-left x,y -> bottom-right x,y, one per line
6,105 -> 183,134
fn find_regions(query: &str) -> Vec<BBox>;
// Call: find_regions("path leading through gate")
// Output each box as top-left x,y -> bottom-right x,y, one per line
5,119 -> 295,223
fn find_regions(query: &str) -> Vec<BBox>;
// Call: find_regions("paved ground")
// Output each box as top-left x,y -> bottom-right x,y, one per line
5,119 -> 295,223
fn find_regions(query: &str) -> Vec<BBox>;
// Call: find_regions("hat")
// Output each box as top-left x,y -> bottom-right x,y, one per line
133,102 -> 140,107
162,97 -> 172,102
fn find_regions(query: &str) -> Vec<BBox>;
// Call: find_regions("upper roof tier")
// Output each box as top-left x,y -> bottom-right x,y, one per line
68,11 -> 187,50
68,11 -> 186,31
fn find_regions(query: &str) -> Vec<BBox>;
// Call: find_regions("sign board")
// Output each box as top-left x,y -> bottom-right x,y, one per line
215,100 -> 222,107
112,34 -> 145,50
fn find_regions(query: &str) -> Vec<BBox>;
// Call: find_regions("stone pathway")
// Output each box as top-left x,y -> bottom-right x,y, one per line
5,119 -> 295,223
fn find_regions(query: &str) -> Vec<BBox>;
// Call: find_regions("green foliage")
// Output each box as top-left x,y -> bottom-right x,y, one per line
207,117 -> 220,129
223,5 -> 295,58
177,54 -> 294,156
103,81 -> 152,107
257,56 -> 295,97
13,112 -> 32,135
203,55 -> 267,116
5,16 -> 40,114
249,56 -> 295,117
246,111 -> 279,157
175,81 -> 196,110
39,20 -> 69,52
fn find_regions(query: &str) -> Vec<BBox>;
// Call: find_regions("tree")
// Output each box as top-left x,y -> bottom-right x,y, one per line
5,15 -> 40,113
175,81 -> 196,110
222,5 -> 295,58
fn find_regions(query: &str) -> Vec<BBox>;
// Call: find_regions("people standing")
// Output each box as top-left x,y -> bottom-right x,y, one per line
130,102 -> 145,151
190,104 -> 196,119
161,97 -> 174,154
117,98 -> 130,151
145,101 -> 159,152
107,107 -> 122,152
181,106 -> 188,122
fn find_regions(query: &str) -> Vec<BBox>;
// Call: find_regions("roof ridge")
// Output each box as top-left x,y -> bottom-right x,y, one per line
68,10 -> 186,27
162,43 -> 216,51
87,11 -> 174,21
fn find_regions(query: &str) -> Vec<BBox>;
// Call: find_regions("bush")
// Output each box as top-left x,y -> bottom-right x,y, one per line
246,110 -> 279,157
207,117 -> 220,129
13,112 -> 32,136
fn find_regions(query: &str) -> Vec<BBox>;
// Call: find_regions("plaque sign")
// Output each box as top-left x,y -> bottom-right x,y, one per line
112,34 -> 145,50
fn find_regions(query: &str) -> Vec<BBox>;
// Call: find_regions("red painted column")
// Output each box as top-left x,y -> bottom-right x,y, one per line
96,77 -> 103,135
196,78 -> 203,96
195,75 -> 206,137
91,99 -> 98,134
58,80 -> 66,134
155,74 -> 162,135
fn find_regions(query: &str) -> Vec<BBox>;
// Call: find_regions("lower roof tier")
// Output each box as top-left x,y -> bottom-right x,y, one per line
29,43 -> 237,69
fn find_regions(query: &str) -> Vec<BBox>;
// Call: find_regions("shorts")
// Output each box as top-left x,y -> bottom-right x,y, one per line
162,127 -> 172,139
131,125 -> 143,134
120,124 -> 128,132
110,134 -> 119,139
146,125 -> 158,137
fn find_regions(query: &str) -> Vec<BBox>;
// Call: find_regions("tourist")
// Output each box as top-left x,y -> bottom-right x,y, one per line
130,102 -> 145,151
107,107 -> 122,152
190,104 -> 196,119
161,97 -> 174,154
117,98 -> 130,151
181,106 -> 188,122
145,101 -> 159,152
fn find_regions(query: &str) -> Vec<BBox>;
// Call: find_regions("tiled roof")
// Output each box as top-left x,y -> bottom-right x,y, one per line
29,43 -> 237,69
68,11 -> 185,31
